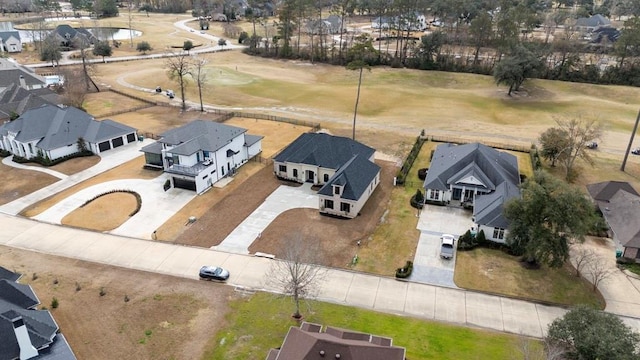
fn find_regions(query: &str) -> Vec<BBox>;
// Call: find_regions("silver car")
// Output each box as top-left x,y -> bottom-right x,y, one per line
440,234 -> 456,259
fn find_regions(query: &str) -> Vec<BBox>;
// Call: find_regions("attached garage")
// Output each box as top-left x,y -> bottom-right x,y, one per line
173,177 -> 196,191
112,137 -> 124,148
98,141 -> 111,152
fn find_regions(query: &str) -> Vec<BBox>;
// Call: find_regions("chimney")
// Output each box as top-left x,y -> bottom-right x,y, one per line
12,316 -> 38,360
19,75 -> 26,89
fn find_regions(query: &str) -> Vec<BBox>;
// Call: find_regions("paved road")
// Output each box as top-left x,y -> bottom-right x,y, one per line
2,213 -> 640,338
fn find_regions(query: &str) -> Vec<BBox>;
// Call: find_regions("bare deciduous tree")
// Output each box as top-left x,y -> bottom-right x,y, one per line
588,255 -> 615,292
265,234 -> 327,319
189,57 -> 208,112
59,66 -> 95,109
164,51 -> 191,111
571,247 -> 595,278
553,115 -> 603,181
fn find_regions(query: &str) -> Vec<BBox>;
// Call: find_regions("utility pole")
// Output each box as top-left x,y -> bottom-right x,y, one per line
621,108 -> 640,172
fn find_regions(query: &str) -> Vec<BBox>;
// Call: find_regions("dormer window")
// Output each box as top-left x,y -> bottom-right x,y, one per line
333,186 -> 341,195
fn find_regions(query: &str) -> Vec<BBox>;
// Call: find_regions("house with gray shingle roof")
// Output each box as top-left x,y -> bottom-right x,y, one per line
423,143 -> 521,242
266,322 -> 405,360
0,84 -> 62,121
587,181 -> 640,262
0,58 -> 47,92
273,133 -> 380,219
47,24 -> 97,49
0,30 -> 21,53
0,266 -> 76,360
141,120 -> 263,194
0,104 -> 138,161
576,14 -> 611,32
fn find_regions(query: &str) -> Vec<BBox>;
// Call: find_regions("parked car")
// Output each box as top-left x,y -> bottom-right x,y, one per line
633,148 -> 640,155
166,89 -> 175,99
440,234 -> 456,259
199,266 -> 230,281
586,141 -> 598,149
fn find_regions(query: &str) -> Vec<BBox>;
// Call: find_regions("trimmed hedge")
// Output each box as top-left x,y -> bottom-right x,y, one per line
81,190 -> 142,217
395,136 -> 426,185
410,189 -> 424,209
13,150 -> 93,167
395,260 -> 413,278
0,149 -> 11,157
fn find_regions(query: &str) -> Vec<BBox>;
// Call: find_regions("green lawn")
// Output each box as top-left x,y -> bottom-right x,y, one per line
621,262 -> 640,276
455,248 -> 605,308
202,292 -> 542,360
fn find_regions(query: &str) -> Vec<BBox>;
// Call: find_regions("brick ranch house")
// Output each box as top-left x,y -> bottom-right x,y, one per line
273,133 -> 381,219
423,142 -> 521,243
141,120 -> 263,194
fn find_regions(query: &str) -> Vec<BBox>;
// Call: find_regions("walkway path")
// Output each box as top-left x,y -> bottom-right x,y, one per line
214,183 -> 318,253
2,155 -> 68,180
0,139 -> 153,216
2,213 -> 639,338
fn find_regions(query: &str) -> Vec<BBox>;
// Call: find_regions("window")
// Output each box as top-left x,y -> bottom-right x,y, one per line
493,228 -> 505,240
340,202 -> 351,213
293,169 -> 298,178
325,199 -> 334,209
324,174 -> 329,182
279,165 -> 286,172
429,190 -> 439,200
334,186 -> 341,195
203,175 -> 208,179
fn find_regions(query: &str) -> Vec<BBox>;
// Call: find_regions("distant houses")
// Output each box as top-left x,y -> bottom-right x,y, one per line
0,22 -> 22,53
273,133 -> 381,219
141,120 -> 263,194
47,24 -> 97,49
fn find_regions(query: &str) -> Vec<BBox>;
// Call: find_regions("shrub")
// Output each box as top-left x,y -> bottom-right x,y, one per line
417,168 -> 428,180
80,189 -> 142,217
410,189 -> 424,209
51,297 -> 59,309
0,149 -> 11,157
99,287 -> 106,296
395,261 -> 413,278
124,294 -> 130,302
238,31 -> 249,44
32,273 -> 38,281
616,257 -> 635,265
476,229 -> 486,245
75,282 -> 81,291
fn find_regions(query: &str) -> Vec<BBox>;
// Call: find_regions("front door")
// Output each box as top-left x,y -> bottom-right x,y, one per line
306,170 -> 314,183
452,188 -> 462,201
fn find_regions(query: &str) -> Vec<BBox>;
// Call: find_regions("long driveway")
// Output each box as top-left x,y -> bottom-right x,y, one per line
2,213 -> 640,338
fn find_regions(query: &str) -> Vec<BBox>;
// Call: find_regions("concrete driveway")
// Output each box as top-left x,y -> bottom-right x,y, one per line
411,205 -> 475,287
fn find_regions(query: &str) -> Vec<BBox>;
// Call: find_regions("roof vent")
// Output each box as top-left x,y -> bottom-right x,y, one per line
319,350 -> 325,357
335,355 -> 341,359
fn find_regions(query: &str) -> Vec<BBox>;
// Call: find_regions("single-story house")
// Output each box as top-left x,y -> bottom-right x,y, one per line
587,181 -> 640,262
0,84 -> 61,121
0,30 -> 21,53
266,322 -> 406,360
47,24 -> 97,49
575,14 -> 610,32
0,104 -> 138,160
0,266 -> 76,360
423,143 -> 521,243
306,15 -> 343,35
273,133 -> 380,219
141,120 -> 263,194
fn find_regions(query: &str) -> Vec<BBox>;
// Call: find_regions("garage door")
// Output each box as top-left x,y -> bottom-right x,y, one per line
98,141 -> 111,152
112,137 -> 124,148
173,177 -> 196,191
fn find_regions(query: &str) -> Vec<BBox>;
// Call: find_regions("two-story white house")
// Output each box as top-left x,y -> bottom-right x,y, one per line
141,120 -> 263,194
273,133 -> 381,219
423,143 -> 521,243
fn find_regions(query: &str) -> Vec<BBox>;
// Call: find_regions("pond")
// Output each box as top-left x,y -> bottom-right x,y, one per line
18,27 -> 142,43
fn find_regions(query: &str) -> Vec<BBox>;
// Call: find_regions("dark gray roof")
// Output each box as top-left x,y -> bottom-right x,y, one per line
268,322 -> 405,360
0,84 -> 60,119
318,155 -> 380,201
0,59 -> 47,89
473,181 -> 521,228
423,143 -> 519,192
576,14 -> 610,27
158,120 -> 247,156
140,141 -> 162,154
244,134 -> 263,147
0,280 -> 39,309
0,269 -> 75,360
586,181 -> 639,203
0,266 -> 20,282
591,189 -> 640,249
274,133 -> 375,170
0,30 -> 20,43
50,24 -> 96,45
0,105 -> 136,150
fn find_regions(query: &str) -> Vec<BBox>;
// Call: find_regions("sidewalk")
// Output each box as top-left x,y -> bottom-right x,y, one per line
2,213 -> 639,338
2,156 -> 68,180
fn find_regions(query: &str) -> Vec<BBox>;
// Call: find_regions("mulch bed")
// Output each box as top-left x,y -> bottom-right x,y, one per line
176,160 -> 396,269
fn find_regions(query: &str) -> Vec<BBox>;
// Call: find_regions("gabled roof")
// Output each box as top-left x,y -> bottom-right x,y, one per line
589,186 -> 640,249
586,181 -> 639,203
0,266 -> 20,282
158,120 -> 247,156
0,58 -> 47,89
473,181 -> 521,228
318,155 -> 380,201
0,84 -> 60,119
423,143 -> 519,192
274,133 -> 375,170
0,30 -> 20,43
0,267 -> 75,360
576,14 -> 610,27
268,322 -> 405,360
51,24 -> 96,44
0,104 -> 135,150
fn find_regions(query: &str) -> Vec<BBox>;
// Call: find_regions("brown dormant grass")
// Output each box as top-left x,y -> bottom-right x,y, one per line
62,192 -> 138,231
0,161 -> 59,205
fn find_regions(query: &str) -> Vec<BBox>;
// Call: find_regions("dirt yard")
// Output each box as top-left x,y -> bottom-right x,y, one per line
62,192 -> 138,231
0,245 -> 237,360
175,160 -> 397,269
